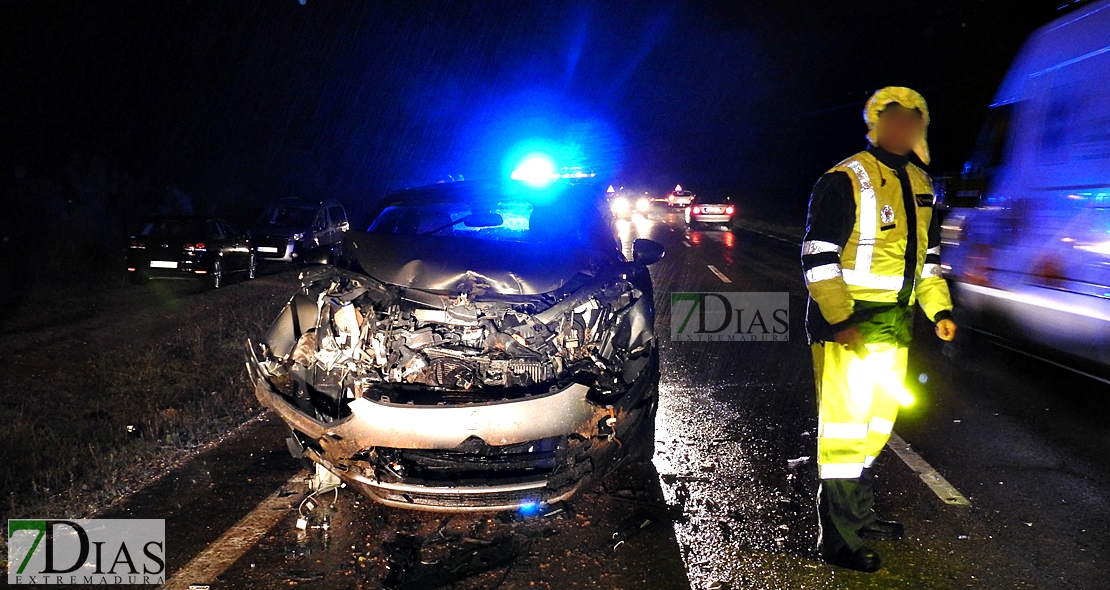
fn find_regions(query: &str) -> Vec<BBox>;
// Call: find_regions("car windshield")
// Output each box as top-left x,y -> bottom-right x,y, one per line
369,201 -> 534,242
258,206 -> 315,227
369,197 -> 608,247
141,220 -> 213,238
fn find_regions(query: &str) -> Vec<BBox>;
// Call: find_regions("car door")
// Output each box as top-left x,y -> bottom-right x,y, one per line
312,208 -> 329,251
219,221 -> 249,271
204,220 -> 231,270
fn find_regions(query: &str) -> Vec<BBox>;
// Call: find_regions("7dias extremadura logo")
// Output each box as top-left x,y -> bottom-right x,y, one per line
8,519 -> 165,585
671,292 -> 790,341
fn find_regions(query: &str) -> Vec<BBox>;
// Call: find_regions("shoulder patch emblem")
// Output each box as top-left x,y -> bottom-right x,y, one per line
880,204 -> 895,225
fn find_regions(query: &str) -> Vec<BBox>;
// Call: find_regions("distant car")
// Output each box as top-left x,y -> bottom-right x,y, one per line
665,189 -> 695,208
127,216 -> 255,288
247,178 -> 665,512
249,199 -> 349,265
685,195 -> 736,230
608,194 -> 651,218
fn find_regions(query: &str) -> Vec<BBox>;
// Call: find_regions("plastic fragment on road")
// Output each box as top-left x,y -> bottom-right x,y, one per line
787,456 -> 811,469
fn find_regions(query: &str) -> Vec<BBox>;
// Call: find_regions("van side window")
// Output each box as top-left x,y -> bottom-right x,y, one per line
330,206 -> 347,225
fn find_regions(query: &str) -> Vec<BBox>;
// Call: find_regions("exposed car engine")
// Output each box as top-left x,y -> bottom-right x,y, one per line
257,266 -> 655,418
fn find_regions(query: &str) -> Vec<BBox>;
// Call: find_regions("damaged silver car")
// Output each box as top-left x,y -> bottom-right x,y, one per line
246,179 -> 665,511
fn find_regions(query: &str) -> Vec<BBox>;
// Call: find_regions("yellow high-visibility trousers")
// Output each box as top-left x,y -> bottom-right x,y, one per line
812,342 -> 908,479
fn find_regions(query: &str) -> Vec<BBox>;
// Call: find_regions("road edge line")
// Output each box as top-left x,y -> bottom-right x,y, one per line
887,433 -> 971,506
707,265 -> 732,283
163,471 -> 308,589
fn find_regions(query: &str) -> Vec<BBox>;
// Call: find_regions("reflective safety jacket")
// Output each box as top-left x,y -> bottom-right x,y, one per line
802,146 -> 953,344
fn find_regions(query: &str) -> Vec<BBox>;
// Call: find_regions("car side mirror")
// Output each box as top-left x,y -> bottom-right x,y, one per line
632,238 -> 665,265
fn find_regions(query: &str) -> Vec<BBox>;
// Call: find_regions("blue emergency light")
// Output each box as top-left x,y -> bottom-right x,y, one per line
510,153 -> 558,188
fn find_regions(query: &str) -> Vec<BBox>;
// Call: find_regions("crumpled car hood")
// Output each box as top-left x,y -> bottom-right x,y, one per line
349,232 -> 604,295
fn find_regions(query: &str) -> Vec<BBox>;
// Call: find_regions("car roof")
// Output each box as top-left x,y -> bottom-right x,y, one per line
379,179 -> 602,208
146,215 -> 224,223
269,198 -> 342,208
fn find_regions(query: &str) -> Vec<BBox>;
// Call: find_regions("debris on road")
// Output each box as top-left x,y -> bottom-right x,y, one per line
381,533 -> 523,590
786,456 -> 811,469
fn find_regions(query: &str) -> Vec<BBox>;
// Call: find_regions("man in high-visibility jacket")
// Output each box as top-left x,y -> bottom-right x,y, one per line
801,86 -> 957,572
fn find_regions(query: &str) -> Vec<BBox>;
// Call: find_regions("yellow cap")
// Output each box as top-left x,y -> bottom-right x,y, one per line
864,86 -> 930,165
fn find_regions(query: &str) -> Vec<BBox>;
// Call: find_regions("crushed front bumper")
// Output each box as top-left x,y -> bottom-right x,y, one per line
246,344 -> 655,511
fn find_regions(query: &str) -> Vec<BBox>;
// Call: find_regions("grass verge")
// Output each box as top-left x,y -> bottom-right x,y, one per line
0,271 -> 297,539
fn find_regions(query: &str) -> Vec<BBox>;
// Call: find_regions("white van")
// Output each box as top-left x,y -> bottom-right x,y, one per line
942,0 -> 1110,379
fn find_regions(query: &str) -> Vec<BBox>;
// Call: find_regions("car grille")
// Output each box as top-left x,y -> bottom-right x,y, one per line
365,435 -> 594,508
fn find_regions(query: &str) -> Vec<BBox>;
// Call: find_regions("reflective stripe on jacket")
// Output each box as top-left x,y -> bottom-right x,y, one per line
802,147 -> 953,343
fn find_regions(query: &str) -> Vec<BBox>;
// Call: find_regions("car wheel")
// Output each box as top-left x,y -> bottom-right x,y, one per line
247,252 -> 257,280
627,390 -> 658,463
208,258 -> 223,289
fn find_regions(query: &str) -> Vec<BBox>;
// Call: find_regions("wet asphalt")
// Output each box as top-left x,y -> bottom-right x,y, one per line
103,210 -> 1110,589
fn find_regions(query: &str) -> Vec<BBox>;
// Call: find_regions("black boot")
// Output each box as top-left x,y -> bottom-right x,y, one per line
821,543 -> 883,572
861,519 -> 905,541
817,481 -> 882,573
859,467 -> 904,540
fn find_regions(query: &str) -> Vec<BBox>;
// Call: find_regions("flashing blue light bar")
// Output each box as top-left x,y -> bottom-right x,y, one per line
510,153 -> 558,188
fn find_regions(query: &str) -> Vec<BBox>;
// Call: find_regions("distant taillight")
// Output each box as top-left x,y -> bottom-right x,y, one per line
130,240 -> 145,249
184,242 -> 207,252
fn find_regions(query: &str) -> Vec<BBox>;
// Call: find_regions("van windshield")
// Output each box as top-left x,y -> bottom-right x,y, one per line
258,206 -> 315,227
964,103 -> 1014,177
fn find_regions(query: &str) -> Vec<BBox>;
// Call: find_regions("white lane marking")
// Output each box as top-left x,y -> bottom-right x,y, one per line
887,433 -> 971,506
164,471 -> 308,590
683,240 -> 692,247
707,265 -> 732,283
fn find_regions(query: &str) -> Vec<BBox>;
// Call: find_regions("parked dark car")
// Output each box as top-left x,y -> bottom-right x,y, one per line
249,199 -> 349,265
247,179 -> 666,512
127,216 -> 255,288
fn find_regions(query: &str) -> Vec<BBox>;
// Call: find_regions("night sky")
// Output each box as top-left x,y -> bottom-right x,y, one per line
1,1 -> 1081,228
